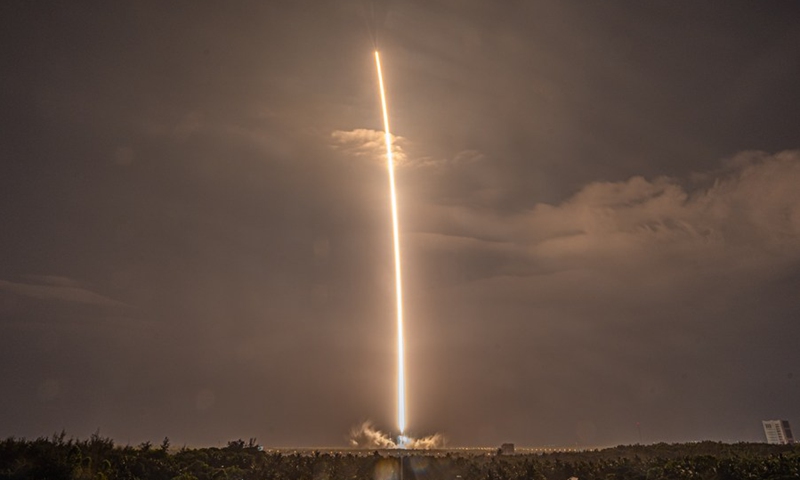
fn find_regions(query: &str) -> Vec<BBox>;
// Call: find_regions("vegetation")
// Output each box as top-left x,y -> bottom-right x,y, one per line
1,432 -> 798,480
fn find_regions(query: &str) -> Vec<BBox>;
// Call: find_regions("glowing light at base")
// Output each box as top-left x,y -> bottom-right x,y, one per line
374,50 -> 406,436
397,435 -> 410,449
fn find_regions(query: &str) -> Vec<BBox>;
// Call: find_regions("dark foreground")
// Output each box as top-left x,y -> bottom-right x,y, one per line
2,434 -> 799,480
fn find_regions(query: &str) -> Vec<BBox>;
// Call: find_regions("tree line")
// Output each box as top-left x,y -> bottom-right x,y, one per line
1,432 -> 798,480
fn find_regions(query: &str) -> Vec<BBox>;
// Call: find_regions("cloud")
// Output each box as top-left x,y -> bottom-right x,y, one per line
330,128 -> 408,166
412,149 -> 486,170
0,277 -> 126,309
405,149 -> 800,344
418,150 -> 800,277
330,129 -> 484,170
22,275 -> 87,288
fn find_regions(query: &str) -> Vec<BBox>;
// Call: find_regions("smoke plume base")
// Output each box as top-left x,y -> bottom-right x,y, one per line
349,421 -> 445,449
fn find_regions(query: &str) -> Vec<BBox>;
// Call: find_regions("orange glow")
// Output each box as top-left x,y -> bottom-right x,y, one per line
374,50 -> 406,435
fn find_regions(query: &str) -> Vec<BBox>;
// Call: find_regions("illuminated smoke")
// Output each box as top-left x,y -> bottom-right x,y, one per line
375,50 -> 406,435
349,422 -> 445,450
349,421 -> 397,449
405,433 -> 445,449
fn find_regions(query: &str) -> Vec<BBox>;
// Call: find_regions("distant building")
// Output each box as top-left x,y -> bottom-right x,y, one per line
499,443 -> 515,455
762,420 -> 795,444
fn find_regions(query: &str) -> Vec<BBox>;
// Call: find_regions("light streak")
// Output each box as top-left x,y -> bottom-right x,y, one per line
374,50 -> 406,435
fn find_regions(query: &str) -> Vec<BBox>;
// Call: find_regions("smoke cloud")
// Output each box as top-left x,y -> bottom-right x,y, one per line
349,421 -> 397,449
348,422 -> 445,449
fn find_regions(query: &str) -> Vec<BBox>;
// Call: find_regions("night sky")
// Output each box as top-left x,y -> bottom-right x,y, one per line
2,1 -> 800,448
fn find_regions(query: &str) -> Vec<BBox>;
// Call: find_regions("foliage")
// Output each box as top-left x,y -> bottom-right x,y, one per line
0,434 -> 798,480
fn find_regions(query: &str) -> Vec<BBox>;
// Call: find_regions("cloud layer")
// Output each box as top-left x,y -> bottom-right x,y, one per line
414,150 -> 800,280
0,277 -> 125,309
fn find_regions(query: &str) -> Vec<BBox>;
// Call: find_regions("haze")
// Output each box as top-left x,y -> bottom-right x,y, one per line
1,1 -> 799,448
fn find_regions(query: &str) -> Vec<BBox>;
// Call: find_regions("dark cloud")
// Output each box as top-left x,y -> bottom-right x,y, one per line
1,1 -> 799,447
0,277 -> 126,308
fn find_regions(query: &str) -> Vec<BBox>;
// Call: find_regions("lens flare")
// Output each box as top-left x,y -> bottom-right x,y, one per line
374,50 -> 406,435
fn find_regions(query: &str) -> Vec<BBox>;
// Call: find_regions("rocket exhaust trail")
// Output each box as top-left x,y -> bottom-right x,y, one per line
374,50 -> 406,436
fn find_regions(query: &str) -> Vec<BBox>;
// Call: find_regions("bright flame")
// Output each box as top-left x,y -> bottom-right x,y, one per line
375,50 -> 406,435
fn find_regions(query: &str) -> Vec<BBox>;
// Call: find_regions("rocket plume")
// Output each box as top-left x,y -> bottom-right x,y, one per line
374,50 -> 406,436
